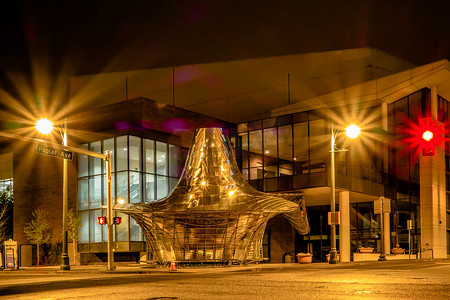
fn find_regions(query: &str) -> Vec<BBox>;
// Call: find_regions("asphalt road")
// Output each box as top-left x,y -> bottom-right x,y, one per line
1,260 -> 450,299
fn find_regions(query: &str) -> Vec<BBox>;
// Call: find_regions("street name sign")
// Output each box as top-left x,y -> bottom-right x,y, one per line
36,143 -> 73,160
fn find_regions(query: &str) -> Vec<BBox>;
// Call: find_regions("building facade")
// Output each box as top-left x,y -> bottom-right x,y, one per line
6,49 -> 450,265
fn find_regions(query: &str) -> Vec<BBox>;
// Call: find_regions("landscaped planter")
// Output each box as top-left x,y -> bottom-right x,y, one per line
358,247 -> 374,253
296,253 -> 312,264
391,248 -> 405,254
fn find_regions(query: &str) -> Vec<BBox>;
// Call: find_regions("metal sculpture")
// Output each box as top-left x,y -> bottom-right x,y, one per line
115,128 -> 309,264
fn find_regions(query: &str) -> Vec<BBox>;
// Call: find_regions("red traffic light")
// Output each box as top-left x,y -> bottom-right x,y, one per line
422,130 -> 435,156
113,217 -> 122,225
97,216 -> 107,225
402,117 -> 445,158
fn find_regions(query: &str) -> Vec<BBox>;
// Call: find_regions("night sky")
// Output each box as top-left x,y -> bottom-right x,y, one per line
0,0 -> 449,100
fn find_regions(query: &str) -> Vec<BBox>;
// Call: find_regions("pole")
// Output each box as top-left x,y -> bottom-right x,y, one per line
408,228 -> 411,260
106,150 -> 115,270
329,123 -> 338,264
60,121 -> 70,270
378,205 -> 387,261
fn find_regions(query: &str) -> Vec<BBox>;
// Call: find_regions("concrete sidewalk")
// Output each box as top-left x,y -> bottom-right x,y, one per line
4,258 -> 450,275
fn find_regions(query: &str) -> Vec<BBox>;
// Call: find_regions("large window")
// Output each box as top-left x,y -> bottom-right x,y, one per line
238,112 -> 329,191
77,135 -> 183,248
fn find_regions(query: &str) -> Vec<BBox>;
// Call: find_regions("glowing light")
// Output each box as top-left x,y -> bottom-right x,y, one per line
201,181 -> 206,186
35,118 -> 54,134
118,198 -> 125,205
345,124 -> 361,139
400,116 -> 445,159
422,130 -> 433,141
265,150 -> 269,154
228,190 -> 235,196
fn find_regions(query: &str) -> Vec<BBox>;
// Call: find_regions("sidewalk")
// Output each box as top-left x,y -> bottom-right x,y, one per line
4,258 -> 450,275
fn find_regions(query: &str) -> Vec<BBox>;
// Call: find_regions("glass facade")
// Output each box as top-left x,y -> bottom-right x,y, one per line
235,89 -> 443,261
388,89 -> 427,252
238,112 -> 330,192
237,109 -> 384,193
438,94 -> 450,255
77,135 -> 183,251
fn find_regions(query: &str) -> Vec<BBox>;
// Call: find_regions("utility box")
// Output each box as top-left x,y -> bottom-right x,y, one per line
4,239 -> 18,269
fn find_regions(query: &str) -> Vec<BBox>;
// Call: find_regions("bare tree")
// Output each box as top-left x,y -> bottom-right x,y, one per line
0,203 -> 8,241
67,208 -> 82,264
24,208 -> 53,265
0,185 -> 13,242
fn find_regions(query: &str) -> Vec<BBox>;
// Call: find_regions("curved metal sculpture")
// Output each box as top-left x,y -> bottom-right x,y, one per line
115,128 -> 309,264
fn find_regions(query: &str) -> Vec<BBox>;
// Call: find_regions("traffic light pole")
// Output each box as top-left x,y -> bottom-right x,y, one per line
106,151 -> 115,270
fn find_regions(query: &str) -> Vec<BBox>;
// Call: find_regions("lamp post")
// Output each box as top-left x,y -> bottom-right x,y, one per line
35,118 -> 70,270
329,123 -> 360,264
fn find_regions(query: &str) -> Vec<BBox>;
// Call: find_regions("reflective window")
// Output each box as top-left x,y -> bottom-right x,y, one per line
89,210 -> 102,242
156,175 -> 169,199
78,144 -> 88,177
78,178 -> 88,210
156,142 -> 167,175
116,171 -> 128,203
249,130 -> 262,180
129,136 -> 141,171
130,217 -> 143,241
129,171 -> 141,203
263,128 -> 278,178
89,176 -> 102,209
309,119 -> 326,173
79,211 -> 89,243
144,139 -> 155,173
169,145 -> 179,177
116,136 -> 128,171
77,135 -> 183,247
294,122 -> 309,175
115,212 -> 129,242
89,141 -> 102,175
278,125 -> 293,176
145,174 -> 155,202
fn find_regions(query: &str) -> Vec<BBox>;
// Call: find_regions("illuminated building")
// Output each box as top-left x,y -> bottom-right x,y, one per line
7,48 -> 450,264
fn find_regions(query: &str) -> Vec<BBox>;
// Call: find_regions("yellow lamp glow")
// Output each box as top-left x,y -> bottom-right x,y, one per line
345,124 -> 361,139
35,118 -> 54,135
422,130 -> 433,141
118,198 -> 125,205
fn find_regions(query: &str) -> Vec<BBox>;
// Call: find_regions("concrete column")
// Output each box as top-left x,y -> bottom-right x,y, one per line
339,191 -> 350,262
420,86 -> 447,258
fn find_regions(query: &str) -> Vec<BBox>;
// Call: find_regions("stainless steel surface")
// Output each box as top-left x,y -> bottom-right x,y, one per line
115,128 -> 309,264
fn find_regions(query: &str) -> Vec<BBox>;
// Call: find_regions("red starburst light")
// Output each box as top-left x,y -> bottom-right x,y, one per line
401,117 -> 445,158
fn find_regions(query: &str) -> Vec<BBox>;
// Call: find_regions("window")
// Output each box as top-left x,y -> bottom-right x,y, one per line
77,135 -> 183,247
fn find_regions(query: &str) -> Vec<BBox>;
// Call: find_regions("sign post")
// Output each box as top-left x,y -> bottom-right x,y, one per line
374,196 -> 390,261
407,220 -> 413,259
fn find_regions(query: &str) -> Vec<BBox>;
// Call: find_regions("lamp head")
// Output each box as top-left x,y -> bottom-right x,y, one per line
345,124 -> 361,139
35,118 -> 54,135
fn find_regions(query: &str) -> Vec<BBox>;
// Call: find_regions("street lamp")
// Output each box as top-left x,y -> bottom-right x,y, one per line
35,118 -> 70,270
329,123 -> 360,264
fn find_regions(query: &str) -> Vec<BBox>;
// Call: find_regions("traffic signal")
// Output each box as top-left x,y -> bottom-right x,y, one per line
402,117 -> 445,158
97,216 -> 107,225
422,130 -> 435,156
113,217 -> 122,225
